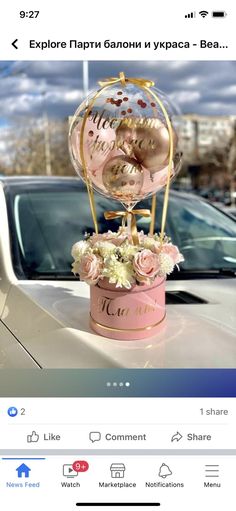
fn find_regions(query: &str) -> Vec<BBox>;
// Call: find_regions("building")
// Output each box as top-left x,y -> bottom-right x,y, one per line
177,114 -> 236,199
178,114 -> 236,162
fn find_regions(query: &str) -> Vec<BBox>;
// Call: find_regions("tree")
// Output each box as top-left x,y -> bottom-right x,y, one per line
0,117 -> 75,176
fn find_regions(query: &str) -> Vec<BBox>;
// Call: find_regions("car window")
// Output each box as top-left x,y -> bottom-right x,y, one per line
9,186 -> 236,278
138,195 -> 236,271
168,197 -> 236,270
11,189 -> 123,277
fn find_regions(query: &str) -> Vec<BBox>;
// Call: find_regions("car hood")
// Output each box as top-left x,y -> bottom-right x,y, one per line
2,278 -> 236,368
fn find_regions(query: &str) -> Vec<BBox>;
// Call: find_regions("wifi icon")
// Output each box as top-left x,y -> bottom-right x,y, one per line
199,10 -> 209,17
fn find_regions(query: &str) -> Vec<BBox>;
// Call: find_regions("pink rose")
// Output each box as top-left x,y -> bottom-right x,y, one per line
111,235 -> 128,247
89,233 -> 113,245
161,243 -> 184,265
78,253 -> 102,285
90,232 -> 129,248
89,231 -> 127,247
133,249 -> 160,284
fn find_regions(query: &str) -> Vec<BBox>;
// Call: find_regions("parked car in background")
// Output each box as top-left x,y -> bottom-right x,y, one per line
0,176 -> 236,368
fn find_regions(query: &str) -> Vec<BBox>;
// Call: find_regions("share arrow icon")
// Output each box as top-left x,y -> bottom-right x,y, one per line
171,431 -> 183,442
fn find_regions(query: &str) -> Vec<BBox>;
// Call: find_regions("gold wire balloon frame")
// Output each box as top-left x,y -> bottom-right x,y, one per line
75,72 -> 174,243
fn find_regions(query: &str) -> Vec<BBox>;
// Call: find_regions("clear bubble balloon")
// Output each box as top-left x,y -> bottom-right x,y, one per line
69,82 -> 182,210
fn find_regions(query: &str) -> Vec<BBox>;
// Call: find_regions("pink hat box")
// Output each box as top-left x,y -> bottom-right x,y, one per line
90,276 -> 166,341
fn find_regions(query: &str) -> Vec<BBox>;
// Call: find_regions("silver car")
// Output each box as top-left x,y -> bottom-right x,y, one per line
0,176 -> 236,368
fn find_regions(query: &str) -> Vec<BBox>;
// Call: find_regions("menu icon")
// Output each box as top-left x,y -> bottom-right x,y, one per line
205,464 -> 220,478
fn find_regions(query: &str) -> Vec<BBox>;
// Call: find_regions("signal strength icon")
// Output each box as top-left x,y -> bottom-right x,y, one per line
199,10 -> 209,18
185,12 -> 196,18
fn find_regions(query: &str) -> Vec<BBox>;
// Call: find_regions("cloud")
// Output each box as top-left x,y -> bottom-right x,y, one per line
169,91 -> 201,105
217,85 -> 236,98
0,60 -> 235,127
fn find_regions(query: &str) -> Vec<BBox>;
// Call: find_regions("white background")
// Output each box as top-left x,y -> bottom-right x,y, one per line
0,398 -> 234,450
0,453 -> 234,510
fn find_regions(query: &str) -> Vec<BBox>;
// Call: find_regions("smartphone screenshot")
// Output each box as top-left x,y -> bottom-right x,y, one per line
0,1 -> 235,509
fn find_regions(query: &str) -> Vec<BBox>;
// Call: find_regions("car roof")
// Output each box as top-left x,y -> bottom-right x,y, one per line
0,175 -> 78,186
0,175 -> 203,203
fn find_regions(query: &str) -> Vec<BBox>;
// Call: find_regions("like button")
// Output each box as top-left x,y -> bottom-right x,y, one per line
27,431 -> 40,443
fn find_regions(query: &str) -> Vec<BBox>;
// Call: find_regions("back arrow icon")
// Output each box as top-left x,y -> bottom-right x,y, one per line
12,39 -> 18,49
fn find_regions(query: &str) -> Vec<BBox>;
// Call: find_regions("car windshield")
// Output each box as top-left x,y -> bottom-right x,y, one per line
6,182 -> 236,279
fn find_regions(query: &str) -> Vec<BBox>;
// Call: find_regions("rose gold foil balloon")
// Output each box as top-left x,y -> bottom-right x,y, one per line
133,124 -> 177,169
116,123 -> 133,157
102,155 -> 144,203
115,119 -> 177,171
86,148 -> 123,196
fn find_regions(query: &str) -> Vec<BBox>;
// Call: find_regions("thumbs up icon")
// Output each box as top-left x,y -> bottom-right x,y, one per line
27,431 -> 39,443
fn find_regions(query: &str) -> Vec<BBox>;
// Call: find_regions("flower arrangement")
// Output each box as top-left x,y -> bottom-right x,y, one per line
71,227 -> 184,290
68,73 -> 184,339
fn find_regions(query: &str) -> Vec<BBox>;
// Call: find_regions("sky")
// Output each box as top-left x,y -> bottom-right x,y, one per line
0,60 -> 236,125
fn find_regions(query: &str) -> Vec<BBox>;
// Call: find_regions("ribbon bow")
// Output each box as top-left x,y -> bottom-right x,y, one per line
98,72 -> 155,89
104,209 -> 151,245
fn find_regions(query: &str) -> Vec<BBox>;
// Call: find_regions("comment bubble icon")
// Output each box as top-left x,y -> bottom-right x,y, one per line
89,431 -> 101,443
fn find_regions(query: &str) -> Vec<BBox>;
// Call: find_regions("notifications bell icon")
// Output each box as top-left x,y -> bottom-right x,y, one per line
158,463 -> 172,478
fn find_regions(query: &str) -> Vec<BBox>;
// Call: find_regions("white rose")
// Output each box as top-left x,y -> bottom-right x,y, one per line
71,240 -> 89,261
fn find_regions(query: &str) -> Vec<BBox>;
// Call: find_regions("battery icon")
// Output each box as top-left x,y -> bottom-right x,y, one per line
212,11 -> 227,17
